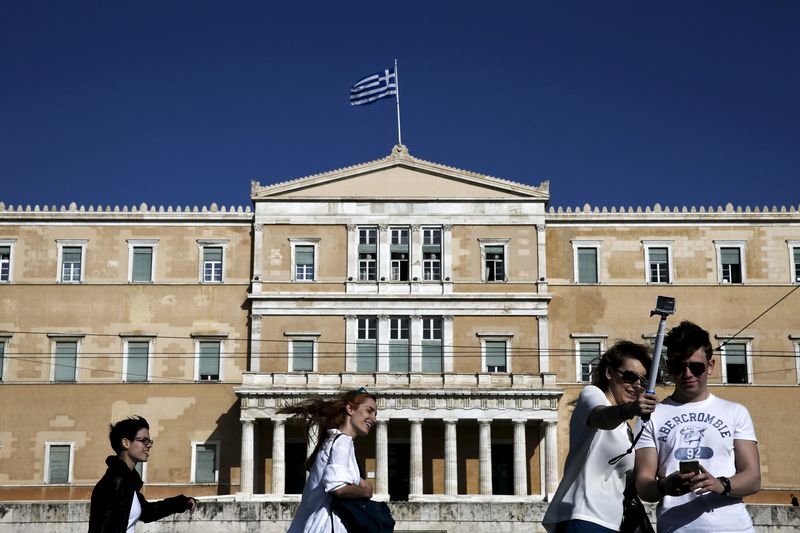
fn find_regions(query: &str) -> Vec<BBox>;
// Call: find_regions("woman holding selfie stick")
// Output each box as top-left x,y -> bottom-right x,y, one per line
542,341 -> 659,533
280,387 -> 378,533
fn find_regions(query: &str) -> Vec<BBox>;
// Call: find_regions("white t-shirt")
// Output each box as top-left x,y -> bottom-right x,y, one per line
543,385 -> 634,532
634,394 -> 757,533
127,490 -> 141,533
287,429 -> 362,533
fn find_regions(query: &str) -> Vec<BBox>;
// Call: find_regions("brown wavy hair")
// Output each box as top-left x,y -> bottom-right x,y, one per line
277,389 -> 377,471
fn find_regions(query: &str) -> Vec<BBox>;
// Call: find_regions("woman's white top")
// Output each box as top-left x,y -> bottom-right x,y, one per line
286,429 -> 361,533
126,490 -> 141,532
542,385 -> 633,532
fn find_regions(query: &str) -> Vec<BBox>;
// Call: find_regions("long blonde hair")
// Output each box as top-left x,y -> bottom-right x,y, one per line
277,389 -> 376,471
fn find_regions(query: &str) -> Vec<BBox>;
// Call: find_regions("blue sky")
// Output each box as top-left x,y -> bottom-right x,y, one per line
1,1 -> 797,210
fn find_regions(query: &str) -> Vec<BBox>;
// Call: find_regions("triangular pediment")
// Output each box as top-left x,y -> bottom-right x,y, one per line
251,145 -> 549,201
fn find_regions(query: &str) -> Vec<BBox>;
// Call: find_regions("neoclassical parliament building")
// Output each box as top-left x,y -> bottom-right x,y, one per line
1,145 -> 798,504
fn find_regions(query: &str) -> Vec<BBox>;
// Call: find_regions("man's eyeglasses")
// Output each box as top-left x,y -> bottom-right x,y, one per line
668,361 -> 707,377
131,437 -> 154,447
612,368 -> 647,387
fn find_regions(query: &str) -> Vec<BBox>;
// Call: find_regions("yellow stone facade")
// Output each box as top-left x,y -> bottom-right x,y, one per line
0,147 -> 798,504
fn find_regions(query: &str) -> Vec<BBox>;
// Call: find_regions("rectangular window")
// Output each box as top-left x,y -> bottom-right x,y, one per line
647,247 -> 670,283
390,227 -> 410,281
485,340 -> 507,372
193,443 -> 218,483
576,248 -> 598,284
720,247 -> 742,284
202,246 -> 223,283
422,227 -> 442,281
389,317 -> 410,372
295,245 -> 315,281
422,318 -> 443,372
125,341 -> 149,382
578,341 -> 601,382
54,341 -> 78,382
61,246 -> 83,283
793,247 -> 800,283
291,340 -> 314,372
358,227 -> 378,281
356,318 -> 377,372
722,342 -> 748,384
0,245 -> 10,282
198,341 -> 221,381
485,245 -> 505,282
132,246 -> 154,282
46,444 -> 71,484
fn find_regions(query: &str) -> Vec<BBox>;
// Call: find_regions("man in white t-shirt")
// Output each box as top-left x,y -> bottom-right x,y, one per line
634,321 -> 761,533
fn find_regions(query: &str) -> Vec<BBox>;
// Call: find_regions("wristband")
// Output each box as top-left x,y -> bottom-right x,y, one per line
656,477 -> 666,497
717,476 -> 732,496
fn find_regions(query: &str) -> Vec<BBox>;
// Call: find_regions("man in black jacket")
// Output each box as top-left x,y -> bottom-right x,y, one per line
88,415 -> 196,532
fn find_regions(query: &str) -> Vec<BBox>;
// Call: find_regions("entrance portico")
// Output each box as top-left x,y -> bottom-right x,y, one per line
236,371 -> 561,501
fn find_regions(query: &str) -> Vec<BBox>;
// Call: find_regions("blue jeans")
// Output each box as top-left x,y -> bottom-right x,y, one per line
555,520 -> 617,533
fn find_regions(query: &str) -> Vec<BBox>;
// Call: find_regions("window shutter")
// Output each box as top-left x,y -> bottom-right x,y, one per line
577,248 -> 598,283
720,248 -> 740,265
62,247 -> 82,263
54,341 -> 77,382
203,247 -> 222,262
292,341 -> 313,371
485,341 -> 507,368
199,342 -> 220,379
127,342 -> 149,381
649,247 -> 668,263
132,247 -> 153,282
295,246 -> 314,265
389,342 -> 410,372
195,445 -> 216,483
422,343 -> 442,372
48,445 -> 70,483
356,342 -> 377,372
725,343 -> 746,365
485,245 -> 504,257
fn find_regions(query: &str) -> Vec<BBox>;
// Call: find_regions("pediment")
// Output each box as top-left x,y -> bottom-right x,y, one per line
252,145 -> 549,201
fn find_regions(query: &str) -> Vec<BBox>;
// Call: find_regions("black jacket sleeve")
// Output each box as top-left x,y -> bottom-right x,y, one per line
138,492 -> 192,523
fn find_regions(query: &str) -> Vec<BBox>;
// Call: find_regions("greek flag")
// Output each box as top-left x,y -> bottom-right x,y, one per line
350,67 -> 397,106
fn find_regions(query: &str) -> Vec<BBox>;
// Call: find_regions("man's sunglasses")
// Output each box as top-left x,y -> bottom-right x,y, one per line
668,361 -> 707,377
612,368 -> 647,387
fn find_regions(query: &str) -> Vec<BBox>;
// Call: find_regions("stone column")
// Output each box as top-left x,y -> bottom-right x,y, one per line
240,419 -> 255,496
536,223 -> 547,292
513,419 -> 527,496
375,420 -> 389,496
537,315 -> 550,373
409,418 -> 423,497
479,420 -> 492,495
252,224 -> 263,293
544,420 -> 558,500
444,418 -> 458,495
272,418 -> 286,495
250,314 -> 262,372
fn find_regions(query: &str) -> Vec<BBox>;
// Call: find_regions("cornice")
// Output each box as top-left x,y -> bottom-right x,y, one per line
547,202 -> 800,222
0,201 -> 253,222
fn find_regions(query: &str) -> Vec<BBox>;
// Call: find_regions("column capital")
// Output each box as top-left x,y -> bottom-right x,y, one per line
512,419 -> 528,425
378,224 -> 389,231
442,224 -> 453,231
408,417 -> 424,424
347,224 -> 357,231
376,419 -> 389,426
443,417 -> 458,424
254,224 -> 263,234
479,419 -> 492,427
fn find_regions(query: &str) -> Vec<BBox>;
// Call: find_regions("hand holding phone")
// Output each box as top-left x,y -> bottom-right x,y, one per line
679,460 -> 701,474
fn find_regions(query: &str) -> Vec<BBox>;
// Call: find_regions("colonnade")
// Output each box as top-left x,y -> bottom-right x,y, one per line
239,416 -> 559,500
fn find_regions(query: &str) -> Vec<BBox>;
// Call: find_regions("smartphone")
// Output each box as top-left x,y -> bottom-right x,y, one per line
679,460 -> 700,474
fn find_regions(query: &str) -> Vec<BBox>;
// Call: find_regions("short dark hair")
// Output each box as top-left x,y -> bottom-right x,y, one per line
592,340 -> 652,392
109,415 -> 149,454
665,321 -> 713,362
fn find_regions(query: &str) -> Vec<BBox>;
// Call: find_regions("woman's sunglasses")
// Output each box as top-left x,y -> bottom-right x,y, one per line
612,368 -> 647,387
668,361 -> 707,377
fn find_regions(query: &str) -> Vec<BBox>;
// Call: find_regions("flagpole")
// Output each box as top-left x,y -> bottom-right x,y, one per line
394,58 -> 402,146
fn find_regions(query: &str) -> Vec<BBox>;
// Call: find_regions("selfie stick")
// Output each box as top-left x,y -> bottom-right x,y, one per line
642,296 -> 676,422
